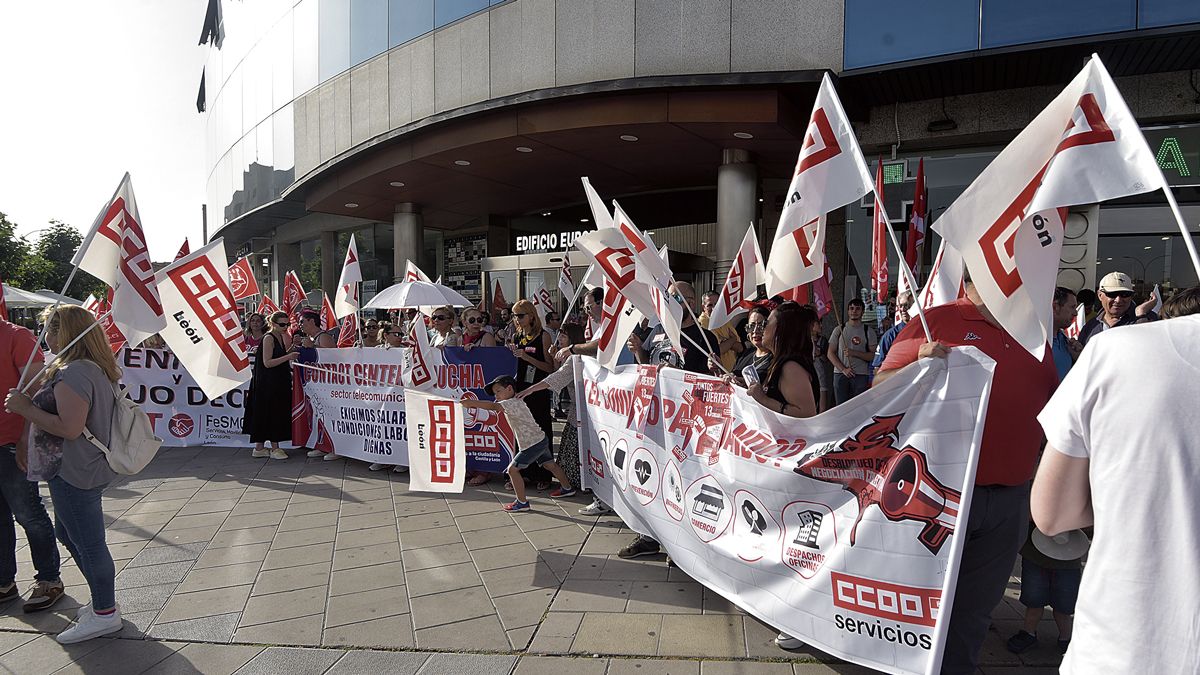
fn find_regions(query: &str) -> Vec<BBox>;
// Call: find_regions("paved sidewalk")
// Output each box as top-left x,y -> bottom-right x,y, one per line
0,447 -> 1065,673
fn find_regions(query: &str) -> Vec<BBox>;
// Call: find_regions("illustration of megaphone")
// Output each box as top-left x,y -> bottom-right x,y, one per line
879,448 -> 961,554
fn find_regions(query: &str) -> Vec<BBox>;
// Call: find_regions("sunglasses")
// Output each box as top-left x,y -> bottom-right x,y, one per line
1103,291 -> 1133,299
747,323 -> 766,333
365,323 -> 378,329
273,321 -> 290,327
387,331 -> 404,336
431,315 -> 450,321
466,317 -> 484,324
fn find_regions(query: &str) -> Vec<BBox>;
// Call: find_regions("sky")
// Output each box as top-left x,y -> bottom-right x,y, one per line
0,0 -> 209,264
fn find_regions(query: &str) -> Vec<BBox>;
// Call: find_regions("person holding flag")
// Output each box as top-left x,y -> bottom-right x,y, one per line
627,282 -> 717,373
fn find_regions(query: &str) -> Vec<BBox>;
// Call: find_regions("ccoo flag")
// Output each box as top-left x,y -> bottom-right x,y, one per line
708,224 -> 765,330
405,390 -> 468,493
228,257 -> 260,301
334,235 -> 362,318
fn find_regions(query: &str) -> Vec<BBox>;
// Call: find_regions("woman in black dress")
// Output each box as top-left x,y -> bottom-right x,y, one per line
508,299 -> 557,490
243,311 -> 297,460
748,301 -> 819,418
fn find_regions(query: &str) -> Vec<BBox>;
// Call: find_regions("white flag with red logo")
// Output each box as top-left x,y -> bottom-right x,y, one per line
72,174 -> 165,348
95,290 -> 127,353
529,282 -> 555,325
81,294 -> 100,316
337,313 -> 358,347
766,73 -> 874,296
597,280 -> 644,370
709,224 -> 765,330
919,239 -> 966,310
334,235 -> 361,319
558,251 -> 575,302
257,295 -> 280,316
155,239 -> 252,398
871,160 -> 890,303
173,239 -> 190,262
228,257 -> 260,300
403,313 -> 445,390
320,293 -> 337,331
1065,303 -> 1085,340
612,201 -> 673,290
934,55 -> 1163,357
906,158 -> 927,281
282,271 -> 307,324
405,389 -> 467,493
404,260 -> 433,284
581,177 -> 617,289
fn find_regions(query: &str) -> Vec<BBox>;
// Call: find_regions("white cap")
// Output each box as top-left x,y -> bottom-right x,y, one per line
1098,272 -> 1134,293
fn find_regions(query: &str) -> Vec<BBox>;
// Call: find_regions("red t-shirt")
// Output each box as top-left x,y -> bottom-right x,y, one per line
879,298 -> 1058,486
0,321 -> 44,446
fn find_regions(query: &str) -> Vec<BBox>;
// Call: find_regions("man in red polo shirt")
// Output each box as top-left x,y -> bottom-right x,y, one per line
875,277 -> 1058,675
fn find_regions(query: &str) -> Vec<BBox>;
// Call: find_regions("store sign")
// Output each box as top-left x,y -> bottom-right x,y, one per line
514,230 -> 591,254
1142,125 -> 1200,187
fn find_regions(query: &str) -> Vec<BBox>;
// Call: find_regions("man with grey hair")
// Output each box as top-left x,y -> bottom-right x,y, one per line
627,281 -> 718,374
870,291 -> 913,375
1079,272 -> 1158,345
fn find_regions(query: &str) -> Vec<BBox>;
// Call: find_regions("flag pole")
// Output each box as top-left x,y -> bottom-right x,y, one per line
564,263 -> 593,317
1161,184 -> 1200,278
19,311 -> 111,395
878,195 -> 933,343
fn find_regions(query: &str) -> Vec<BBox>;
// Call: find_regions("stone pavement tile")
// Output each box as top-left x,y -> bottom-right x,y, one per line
270,524 -> 337,550
492,588 -> 555,630
527,610 -> 584,653
702,661 -> 794,675
792,664 -> 879,674
507,625 -> 536,649
702,588 -> 745,615
444,498 -> 496,517
334,524 -> 398,550
0,630 -> 39,656
141,488 -> 201,503
342,488 -> 393,504
331,541 -> 403,572
154,584 -> 253,624
538,543 -> 584,576
251,561 -> 332,596
550,579 -> 632,613
398,524 -> 464,550
977,627 -> 1026,668
511,508 -> 582,533
125,541 -> 207,568
409,586 -> 496,629
415,653 -> 517,675
324,585 -> 410,627
401,541 -> 471,571
143,642 -> 264,675
240,487 -> 298,503
149,611 -> 242,643
235,645 -> 346,675
228,498 -> 291,517
239,585 -> 328,626
278,511 -> 339,532
262,541 -> 335,570
395,511 -> 455,533
116,581 -> 179,614
479,560 -> 560,598
338,511 -> 400,533
572,612 -> 662,656
162,510 -> 229,531
525,524 -> 588,549
0,605 -> 74,633
207,525 -> 278,549
176,561 -> 262,593
453,510 -> 517,533
599,557 -> 672,582
513,655 -> 608,675
608,658 -> 700,675
233,613 -> 325,646
461,525 -> 531,552
322,613 -> 416,649
743,616 -> 800,660
560,555 -> 605,581
287,487 -> 343,504
174,498 -> 239,516
415,613 -> 511,651
340,498 -> 394,517
123,498 -> 191,515
406,561 -> 483,597
0,634 -> 108,673
114,560 -> 194,590
329,560 -> 405,596
216,510 -> 284,530
326,650 -> 429,675
146,524 -> 222,548
51,635 -> 185,675
580,531 -> 638,556
659,615 -> 746,658
104,528 -> 158,545
284,499 -> 343,518
625,581 -> 705,614
194,542 -> 270,569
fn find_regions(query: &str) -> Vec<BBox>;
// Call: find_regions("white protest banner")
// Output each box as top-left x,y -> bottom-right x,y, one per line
406,389 -> 467,493
575,349 -> 995,674
118,348 -> 252,447
155,240 -> 253,399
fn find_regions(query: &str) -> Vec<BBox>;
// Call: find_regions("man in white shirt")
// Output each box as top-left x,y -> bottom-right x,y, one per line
1032,305 -> 1200,674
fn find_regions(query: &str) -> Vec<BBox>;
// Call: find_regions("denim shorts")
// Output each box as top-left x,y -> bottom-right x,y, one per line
509,438 -> 553,470
1019,557 -> 1082,614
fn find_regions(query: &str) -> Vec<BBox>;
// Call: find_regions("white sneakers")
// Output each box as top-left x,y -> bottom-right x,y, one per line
578,499 -> 612,516
306,449 -> 324,458
251,448 -> 269,458
323,452 -> 341,461
774,632 -> 805,650
57,604 -> 122,644
270,449 -> 288,460
369,463 -> 408,473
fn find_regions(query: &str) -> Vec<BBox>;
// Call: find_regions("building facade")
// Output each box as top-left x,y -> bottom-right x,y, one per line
200,0 -> 1200,314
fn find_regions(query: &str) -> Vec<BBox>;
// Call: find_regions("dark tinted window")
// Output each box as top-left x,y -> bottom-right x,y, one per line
435,0 -> 489,27
389,0 -> 434,46
981,0 -> 1135,48
843,0 -> 980,70
351,0 -> 388,66
1138,0 -> 1200,27
318,0 -> 351,80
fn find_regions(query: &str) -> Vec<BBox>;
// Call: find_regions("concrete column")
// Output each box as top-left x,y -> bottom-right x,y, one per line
320,231 -> 337,295
393,203 -> 424,284
273,242 -> 301,301
716,148 -> 758,284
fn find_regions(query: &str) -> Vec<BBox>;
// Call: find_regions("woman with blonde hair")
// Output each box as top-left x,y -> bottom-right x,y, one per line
508,299 -> 556,491
4,306 -> 123,643
242,310 -> 297,460
428,306 -> 462,348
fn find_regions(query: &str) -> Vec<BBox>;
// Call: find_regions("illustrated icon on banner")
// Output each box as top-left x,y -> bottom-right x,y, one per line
794,511 -> 824,549
685,476 -> 732,543
628,447 -> 660,506
662,462 -> 685,521
730,490 -> 781,563
781,501 -> 837,579
609,438 -> 629,491
742,501 -> 767,535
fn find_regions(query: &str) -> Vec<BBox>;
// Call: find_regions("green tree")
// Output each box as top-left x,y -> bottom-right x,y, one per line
0,212 -> 32,284
32,220 -> 105,297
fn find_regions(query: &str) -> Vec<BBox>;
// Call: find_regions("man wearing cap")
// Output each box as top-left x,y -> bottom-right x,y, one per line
1078,272 -> 1158,345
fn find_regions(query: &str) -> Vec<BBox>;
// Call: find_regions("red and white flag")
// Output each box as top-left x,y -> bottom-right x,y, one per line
612,201 -> 673,289
406,390 -> 467,493
320,293 -> 337,332
337,313 -> 357,347
906,158 -> 927,281
1064,303 -> 1085,340
173,239 -> 191,262
155,239 -> 252,398
404,260 -> 433,284
919,239 -> 966,310
81,294 -> 100,316
766,73 -> 874,296
403,312 -> 444,390
491,279 -> 508,315
282,271 -> 307,326
580,177 -> 616,289
597,280 -> 644,370
709,224 -> 765,329
0,280 -> 8,319
813,261 -> 836,319
96,290 -> 127,353
72,174 -> 165,348
529,283 -> 555,324
934,55 -> 1163,357
558,251 -> 575,303
228,257 -> 259,300
257,295 -> 280,316
334,235 -> 362,318
870,159 -> 890,303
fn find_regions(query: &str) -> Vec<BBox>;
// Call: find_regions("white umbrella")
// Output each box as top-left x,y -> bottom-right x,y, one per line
35,290 -> 83,305
2,284 -> 61,308
363,280 -> 472,311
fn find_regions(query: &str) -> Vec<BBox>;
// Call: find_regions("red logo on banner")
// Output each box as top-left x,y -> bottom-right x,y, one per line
166,256 -> 251,372
830,571 -> 941,628
168,413 -> 194,438
796,108 -> 841,175
428,400 -> 457,484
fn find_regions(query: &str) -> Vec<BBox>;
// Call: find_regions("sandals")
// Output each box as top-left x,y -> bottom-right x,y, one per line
467,473 -> 491,487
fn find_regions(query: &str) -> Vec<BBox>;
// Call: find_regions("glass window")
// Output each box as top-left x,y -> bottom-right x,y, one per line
981,0 -> 1135,49
271,14 -> 294,114
389,0 -> 434,47
351,0 -> 388,66
294,0 -> 319,95
1139,0 -> 1200,28
1096,234 -> 1198,293
319,0 -> 351,82
435,0 -> 488,27
843,0 -> 980,70
273,104 -> 296,175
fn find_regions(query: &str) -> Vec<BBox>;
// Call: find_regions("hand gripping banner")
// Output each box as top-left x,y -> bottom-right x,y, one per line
575,349 -> 995,674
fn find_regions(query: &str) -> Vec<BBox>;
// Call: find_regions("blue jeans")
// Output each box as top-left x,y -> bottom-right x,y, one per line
0,446 -> 60,585
47,477 -> 114,610
833,373 -> 870,405
1019,557 -> 1082,615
